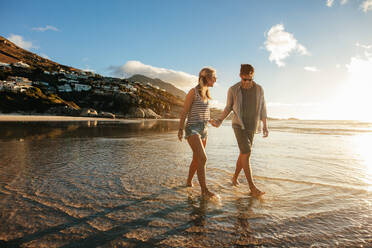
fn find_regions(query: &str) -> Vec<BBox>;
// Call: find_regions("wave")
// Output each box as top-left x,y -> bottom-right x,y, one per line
269,126 -> 372,135
255,176 -> 369,193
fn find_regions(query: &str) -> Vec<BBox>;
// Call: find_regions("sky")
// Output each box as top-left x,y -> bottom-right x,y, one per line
1,0 -> 372,120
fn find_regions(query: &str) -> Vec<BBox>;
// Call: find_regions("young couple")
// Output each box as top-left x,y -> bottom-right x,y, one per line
178,64 -> 269,198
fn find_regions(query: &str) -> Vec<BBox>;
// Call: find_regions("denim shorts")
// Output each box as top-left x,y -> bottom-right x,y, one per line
185,121 -> 208,140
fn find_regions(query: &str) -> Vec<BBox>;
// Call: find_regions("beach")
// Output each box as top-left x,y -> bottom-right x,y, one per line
0,114 -> 141,122
0,119 -> 371,247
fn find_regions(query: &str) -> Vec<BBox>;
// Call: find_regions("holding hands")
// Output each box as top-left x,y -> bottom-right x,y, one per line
209,119 -> 222,128
178,129 -> 183,141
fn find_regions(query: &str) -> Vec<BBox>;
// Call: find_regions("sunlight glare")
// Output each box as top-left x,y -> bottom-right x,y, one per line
335,53 -> 372,121
353,134 -> 372,190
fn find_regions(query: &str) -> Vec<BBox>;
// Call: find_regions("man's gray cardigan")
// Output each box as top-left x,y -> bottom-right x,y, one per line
220,81 -> 267,133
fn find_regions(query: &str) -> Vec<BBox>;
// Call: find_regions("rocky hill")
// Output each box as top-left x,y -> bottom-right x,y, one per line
0,36 -> 184,119
0,36 -> 79,73
127,74 -> 186,99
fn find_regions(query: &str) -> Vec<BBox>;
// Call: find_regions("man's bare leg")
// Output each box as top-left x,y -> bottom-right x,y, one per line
241,152 -> 265,197
232,154 -> 243,186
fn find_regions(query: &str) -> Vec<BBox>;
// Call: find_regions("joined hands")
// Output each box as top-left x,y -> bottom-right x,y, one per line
209,119 -> 222,128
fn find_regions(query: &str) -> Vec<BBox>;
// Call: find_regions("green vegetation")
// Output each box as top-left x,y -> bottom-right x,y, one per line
0,87 -> 78,113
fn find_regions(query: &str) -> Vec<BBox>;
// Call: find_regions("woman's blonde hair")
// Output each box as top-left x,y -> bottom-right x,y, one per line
197,67 -> 215,99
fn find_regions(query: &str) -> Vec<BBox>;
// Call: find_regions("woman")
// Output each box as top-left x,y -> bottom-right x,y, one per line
178,67 -> 216,198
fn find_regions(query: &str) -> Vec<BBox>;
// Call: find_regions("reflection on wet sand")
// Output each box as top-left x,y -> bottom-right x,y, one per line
233,197 -> 256,245
0,120 -> 180,141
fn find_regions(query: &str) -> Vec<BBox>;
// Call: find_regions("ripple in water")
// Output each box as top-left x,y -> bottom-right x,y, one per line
0,120 -> 371,247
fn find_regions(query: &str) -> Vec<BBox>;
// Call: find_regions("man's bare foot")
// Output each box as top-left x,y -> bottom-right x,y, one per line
202,189 -> 216,199
250,188 -> 265,197
232,177 -> 240,186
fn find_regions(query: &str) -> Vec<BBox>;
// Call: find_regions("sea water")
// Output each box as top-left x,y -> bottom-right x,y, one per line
0,119 -> 371,247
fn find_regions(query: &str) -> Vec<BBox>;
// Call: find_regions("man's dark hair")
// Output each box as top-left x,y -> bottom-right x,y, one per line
240,64 -> 254,75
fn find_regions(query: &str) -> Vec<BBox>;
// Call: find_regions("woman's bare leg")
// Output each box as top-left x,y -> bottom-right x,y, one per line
187,138 -> 207,186
187,135 -> 214,197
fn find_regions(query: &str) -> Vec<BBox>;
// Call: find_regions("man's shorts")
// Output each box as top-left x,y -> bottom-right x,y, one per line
233,128 -> 255,154
185,121 -> 208,140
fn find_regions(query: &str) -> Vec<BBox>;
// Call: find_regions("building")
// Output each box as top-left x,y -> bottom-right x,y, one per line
66,73 -> 78,80
74,84 -> 92,92
0,62 -> 11,68
13,61 -> 30,68
7,76 -> 32,85
57,84 -> 72,92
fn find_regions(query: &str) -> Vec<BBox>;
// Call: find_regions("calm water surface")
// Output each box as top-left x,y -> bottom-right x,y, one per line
0,119 -> 371,247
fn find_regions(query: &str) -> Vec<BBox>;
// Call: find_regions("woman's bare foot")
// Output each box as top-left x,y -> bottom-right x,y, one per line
232,177 -> 240,186
186,181 -> 193,187
250,188 -> 265,197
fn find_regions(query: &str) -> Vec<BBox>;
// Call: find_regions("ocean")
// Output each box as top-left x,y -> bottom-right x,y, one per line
0,119 -> 371,247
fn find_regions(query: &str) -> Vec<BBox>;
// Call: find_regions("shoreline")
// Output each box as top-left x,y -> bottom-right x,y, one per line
0,114 -> 178,122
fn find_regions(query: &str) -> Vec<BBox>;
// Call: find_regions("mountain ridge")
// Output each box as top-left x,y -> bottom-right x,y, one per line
0,36 -> 80,72
127,74 -> 186,99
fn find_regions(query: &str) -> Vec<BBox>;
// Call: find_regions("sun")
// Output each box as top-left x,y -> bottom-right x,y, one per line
334,54 -> 372,121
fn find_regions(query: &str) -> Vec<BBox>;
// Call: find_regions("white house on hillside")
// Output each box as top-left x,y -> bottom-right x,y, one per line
74,84 -> 92,92
13,61 -> 30,68
0,62 -> 11,68
57,84 -> 72,92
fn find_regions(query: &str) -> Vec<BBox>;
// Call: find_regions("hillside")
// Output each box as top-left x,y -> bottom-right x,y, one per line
0,36 -> 184,119
0,36 -> 79,73
127,74 -> 186,99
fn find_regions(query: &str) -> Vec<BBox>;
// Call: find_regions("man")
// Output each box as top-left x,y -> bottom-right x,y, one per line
211,64 -> 268,197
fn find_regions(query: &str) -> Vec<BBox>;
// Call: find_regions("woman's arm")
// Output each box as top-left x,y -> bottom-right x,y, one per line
213,87 -> 233,127
178,89 -> 195,140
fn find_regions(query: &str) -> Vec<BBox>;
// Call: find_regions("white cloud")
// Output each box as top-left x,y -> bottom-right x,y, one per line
327,0 -> 371,11
327,0 -> 348,7
264,24 -> 309,67
32,25 -> 59,32
40,53 -> 50,59
109,60 -> 198,91
304,66 -> 319,72
7,34 -> 35,50
361,0 -> 372,12
327,0 -> 335,7
356,42 -> 372,49
346,47 -> 372,85
83,66 -> 95,73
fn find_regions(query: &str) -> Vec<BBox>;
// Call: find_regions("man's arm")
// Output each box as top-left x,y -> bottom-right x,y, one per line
260,88 -> 269,137
262,117 -> 268,137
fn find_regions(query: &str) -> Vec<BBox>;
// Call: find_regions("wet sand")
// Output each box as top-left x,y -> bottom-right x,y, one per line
0,114 -> 159,122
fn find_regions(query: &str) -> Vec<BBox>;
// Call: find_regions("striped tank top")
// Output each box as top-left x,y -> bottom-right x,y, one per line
186,87 -> 210,125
